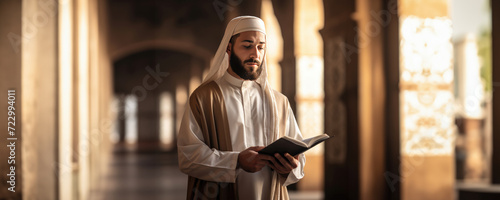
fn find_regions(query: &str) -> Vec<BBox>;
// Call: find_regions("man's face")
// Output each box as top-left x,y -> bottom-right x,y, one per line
227,31 -> 266,80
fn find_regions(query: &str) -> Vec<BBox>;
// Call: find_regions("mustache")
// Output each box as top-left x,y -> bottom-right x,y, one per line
244,59 -> 261,65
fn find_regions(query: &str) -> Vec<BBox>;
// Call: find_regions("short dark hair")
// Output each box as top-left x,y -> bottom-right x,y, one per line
229,33 -> 240,45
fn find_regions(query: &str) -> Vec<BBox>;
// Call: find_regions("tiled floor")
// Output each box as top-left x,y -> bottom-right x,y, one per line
91,144 -> 322,200
91,144 -> 188,200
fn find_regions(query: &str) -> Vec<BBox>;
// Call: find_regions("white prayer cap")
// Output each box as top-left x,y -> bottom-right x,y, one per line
232,16 -> 266,36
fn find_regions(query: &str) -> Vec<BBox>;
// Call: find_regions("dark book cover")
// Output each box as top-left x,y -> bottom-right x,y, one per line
259,134 -> 331,156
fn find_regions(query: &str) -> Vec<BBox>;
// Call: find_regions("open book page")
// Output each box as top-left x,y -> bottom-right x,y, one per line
302,134 -> 330,147
282,136 -> 307,147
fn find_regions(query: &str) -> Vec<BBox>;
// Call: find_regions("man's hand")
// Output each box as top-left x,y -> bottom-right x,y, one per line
267,153 -> 299,175
238,146 -> 275,173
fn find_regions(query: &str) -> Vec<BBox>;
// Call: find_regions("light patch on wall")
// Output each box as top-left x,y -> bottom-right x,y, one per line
58,0 -> 74,198
160,92 -> 174,150
125,95 -> 138,144
400,16 -> 456,156
261,0 -> 283,92
456,34 -> 485,119
297,56 -> 324,155
110,96 -> 120,143
176,85 -> 188,134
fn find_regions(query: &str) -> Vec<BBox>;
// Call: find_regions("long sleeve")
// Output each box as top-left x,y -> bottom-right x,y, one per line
282,105 -> 306,186
177,105 -> 240,183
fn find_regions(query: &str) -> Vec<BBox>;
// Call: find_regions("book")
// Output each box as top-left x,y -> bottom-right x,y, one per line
259,134 -> 331,156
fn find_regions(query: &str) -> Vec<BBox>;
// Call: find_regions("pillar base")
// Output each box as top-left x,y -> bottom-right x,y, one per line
402,155 -> 454,200
458,183 -> 500,200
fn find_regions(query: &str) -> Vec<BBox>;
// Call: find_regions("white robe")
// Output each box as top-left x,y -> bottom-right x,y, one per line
178,72 -> 305,200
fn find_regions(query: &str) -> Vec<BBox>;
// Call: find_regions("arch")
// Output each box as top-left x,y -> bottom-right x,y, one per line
110,39 -> 213,64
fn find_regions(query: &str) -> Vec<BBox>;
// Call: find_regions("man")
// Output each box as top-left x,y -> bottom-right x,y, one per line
177,16 -> 305,200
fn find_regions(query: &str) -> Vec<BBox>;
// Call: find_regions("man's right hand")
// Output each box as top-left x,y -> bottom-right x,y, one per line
238,146 -> 275,173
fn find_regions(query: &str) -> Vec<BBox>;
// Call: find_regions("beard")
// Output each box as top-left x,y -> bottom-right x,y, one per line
229,51 -> 263,80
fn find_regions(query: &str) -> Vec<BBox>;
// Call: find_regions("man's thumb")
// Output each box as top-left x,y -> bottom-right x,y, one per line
248,146 -> 265,151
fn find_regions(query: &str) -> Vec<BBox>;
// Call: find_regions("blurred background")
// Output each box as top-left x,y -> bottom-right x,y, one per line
0,0 -> 498,199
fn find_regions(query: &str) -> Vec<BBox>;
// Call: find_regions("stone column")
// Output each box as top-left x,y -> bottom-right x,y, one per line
0,0 -> 22,199
321,0 -> 360,199
492,0 -> 500,185
59,0 -> 75,199
270,0 -> 296,114
382,0 -> 401,199
21,0 -> 59,199
88,0 -> 113,195
357,0 -> 387,199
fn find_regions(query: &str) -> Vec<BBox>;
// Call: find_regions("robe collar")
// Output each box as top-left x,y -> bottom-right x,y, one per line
223,71 -> 259,89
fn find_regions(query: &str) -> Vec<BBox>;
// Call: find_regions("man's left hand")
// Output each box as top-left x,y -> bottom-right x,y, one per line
267,153 -> 299,175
